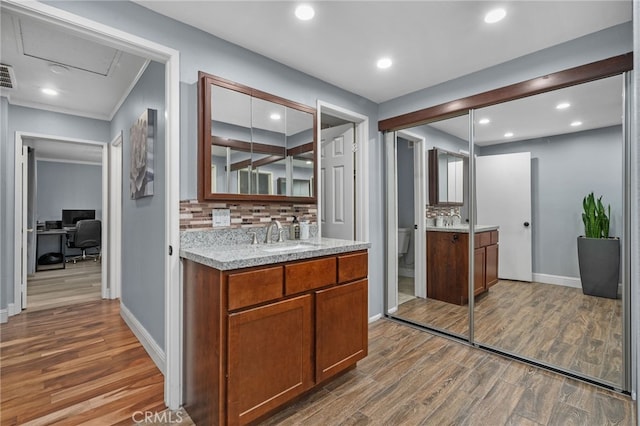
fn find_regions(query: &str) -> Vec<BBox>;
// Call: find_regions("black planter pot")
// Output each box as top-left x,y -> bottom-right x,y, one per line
577,236 -> 620,299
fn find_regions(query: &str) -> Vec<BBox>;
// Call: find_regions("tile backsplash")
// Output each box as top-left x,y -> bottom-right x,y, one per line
426,205 -> 461,218
180,200 -> 317,230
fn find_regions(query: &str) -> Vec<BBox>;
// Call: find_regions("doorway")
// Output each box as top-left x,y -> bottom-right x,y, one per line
317,101 -> 370,243
15,134 -> 111,312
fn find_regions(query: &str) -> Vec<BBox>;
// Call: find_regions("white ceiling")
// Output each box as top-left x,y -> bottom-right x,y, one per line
0,1 -> 632,162
134,0 -> 631,103
428,74 -> 623,146
0,9 -> 148,121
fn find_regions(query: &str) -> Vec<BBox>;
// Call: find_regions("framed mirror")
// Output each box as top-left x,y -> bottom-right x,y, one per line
428,148 -> 466,205
198,72 -> 317,202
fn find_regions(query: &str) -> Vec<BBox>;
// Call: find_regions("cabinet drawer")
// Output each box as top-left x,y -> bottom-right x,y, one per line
228,266 -> 283,310
285,257 -> 336,295
490,230 -> 499,244
476,231 -> 491,248
338,252 -> 368,283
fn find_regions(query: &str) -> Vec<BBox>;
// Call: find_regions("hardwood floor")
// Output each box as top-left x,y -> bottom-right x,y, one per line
0,300 -> 166,425
1,300 -> 632,425
27,261 -> 102,312
395,279 -> 623,386
260,320 -> 635,425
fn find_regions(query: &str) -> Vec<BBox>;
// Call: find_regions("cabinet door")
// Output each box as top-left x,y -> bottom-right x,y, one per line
316,279 -> 368,382
228,295 -> 313,425
474,247 -> 486,296
486,244 -> 499,287
427,232 -> 468,304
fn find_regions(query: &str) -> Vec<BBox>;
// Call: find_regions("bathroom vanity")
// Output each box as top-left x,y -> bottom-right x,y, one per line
181,236 -> 369,425
426,225 -> 498,305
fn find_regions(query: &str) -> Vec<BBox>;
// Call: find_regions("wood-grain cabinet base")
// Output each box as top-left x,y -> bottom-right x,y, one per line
427,231 -> 498,305
183,251 -> 368,425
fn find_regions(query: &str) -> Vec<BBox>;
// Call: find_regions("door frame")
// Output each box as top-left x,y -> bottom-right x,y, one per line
316,101 -> 369,243
109,132 -> 123,300
397,130 -> 426,299
4,0 -> 181,409
13,133 -> 109,306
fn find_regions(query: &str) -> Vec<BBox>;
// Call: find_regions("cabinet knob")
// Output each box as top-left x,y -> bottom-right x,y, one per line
524,221 -> 530,227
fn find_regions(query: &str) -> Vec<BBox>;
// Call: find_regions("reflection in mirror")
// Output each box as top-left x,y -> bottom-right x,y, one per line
389,113 -> 470,339
200,72 -> 317,201
428,148 -> 465,205
286,107 -> 314,197
472,75 -> 624,387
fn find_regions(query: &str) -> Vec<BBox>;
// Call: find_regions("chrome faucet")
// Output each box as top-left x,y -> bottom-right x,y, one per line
264,220 -> 284,244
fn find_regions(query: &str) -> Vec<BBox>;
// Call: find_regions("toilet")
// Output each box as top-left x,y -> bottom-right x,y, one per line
398,227 -> 412,258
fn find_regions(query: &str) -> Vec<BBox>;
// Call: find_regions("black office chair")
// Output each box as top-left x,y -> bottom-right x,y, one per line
66,219 -> 101,263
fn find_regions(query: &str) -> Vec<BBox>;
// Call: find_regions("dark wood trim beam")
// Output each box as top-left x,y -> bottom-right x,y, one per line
287,142 -> 314,157
253,155 -> 285,169
379,53 -> 633,132
212,136 -> 252,152
212,136 -> 286,156
230,159 -> 251,172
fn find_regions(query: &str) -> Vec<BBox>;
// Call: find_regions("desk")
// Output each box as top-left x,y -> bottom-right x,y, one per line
36,229 -> 67,271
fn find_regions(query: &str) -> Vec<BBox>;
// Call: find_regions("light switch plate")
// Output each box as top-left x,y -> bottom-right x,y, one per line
212,208 -> 231,227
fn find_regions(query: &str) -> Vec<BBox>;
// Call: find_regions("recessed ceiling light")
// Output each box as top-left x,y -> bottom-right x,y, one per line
504,132 -> 514,138
41,88 -> 58,96
556,102 -> 571,110
295,4 -> 315,21
571,121 -> 583,127
478,118 -> 490,125
377,57 -> 392,69
270,113 -> 281,120
484,8 -> 506,24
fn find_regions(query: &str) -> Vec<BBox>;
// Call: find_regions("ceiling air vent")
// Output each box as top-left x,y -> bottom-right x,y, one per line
0,64 -> 17,89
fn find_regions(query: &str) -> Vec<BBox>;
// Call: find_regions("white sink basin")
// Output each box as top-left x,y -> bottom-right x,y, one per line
259,243 -> 316,253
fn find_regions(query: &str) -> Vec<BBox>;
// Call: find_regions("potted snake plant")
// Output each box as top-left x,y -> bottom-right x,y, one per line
577,192 -> 620,298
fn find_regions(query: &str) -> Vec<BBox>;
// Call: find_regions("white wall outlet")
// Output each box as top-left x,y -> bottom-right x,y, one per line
212,208 -> 231,227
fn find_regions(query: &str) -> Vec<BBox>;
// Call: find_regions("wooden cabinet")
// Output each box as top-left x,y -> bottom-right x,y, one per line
228,295 -> 313,425
183,250 -> 368,426
427,230 -> 498,305
316,279 -> 368,382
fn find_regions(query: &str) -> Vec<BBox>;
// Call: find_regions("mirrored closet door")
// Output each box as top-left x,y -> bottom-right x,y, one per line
471,75 -> 627,388
386,114 -> 472,339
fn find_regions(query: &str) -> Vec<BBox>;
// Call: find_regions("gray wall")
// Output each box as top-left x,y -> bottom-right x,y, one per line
479,125 -> 623,279
1,105 -> 109,311
110,60 -> 166,349
36,161 -> 102,222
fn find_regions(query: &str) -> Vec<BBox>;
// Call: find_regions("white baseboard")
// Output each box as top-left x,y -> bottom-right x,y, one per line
368,313 -> 382,323
8,303 -> 19,316
120,303 -> 166,375
533,273 -> 622,295
533,273 -> 582,289
398,267 -> 415,278
0,309 -> 7,323
387,306 -> 398,314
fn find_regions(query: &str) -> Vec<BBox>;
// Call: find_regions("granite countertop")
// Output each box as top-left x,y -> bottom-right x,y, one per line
180,237 -> 370,271
425,224 -> 499,233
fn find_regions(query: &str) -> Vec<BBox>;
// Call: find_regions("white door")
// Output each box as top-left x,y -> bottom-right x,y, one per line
476,152 -> 532,282
21,146 -> 28,309
321,124 -> 355,240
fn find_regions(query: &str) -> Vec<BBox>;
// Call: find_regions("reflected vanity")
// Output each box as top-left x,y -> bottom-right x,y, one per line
198,72 -> 317,202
